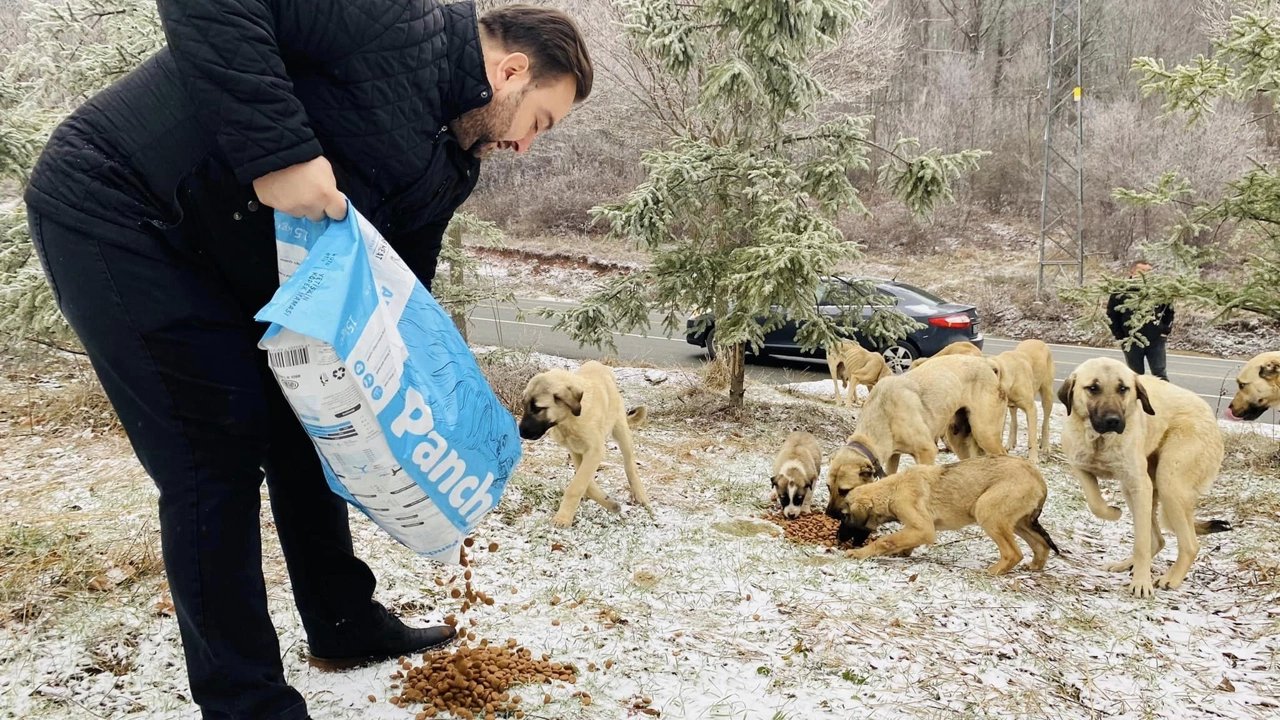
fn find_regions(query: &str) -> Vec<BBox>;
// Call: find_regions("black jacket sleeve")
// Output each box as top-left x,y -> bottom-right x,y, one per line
155,1 -> 404,184
390,219 -> 450,292
1157,304 -> 1174,335
1106,292 -> 1127,339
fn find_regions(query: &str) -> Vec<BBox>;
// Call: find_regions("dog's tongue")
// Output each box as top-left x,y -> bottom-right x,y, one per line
1225,406 -> 1240,422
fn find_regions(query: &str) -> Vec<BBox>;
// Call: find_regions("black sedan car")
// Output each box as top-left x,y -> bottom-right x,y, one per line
685,276 -> 983,373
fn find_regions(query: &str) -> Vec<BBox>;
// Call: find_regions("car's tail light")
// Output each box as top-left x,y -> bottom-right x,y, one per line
927,313 -> 972,329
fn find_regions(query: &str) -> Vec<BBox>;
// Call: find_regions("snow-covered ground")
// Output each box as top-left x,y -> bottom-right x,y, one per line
2,356 -> 1278,719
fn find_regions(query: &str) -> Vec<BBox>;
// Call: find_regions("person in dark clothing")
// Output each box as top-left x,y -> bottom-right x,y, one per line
1106,260 -> 1173,382
22,2 -> 592,718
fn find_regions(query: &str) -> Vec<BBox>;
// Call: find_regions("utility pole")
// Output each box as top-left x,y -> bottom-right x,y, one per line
1037,0 -> 1084,297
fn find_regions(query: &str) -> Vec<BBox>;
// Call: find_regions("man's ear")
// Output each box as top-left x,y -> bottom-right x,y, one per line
1057,375 -> 1076,416
496,51 -> 531,86
554,385 -> 583,416
1135,379 -> 1155,416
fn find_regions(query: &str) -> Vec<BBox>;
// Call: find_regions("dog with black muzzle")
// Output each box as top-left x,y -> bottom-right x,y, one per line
824,433 -> 886,519
769,431 -> 822,518
835,455 -> 1061,575
1227,351 -> 1280,421
518,361 -> 651,528
1059,357 -> 1230,597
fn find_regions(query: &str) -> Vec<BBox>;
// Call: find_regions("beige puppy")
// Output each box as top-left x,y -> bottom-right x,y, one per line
909,341 -> 983,371
770,431 -> 823,518
836,456 -> 1060,575
1227,351 -> 1280,421
518,361 -> 651,527
1058,358 -> 1229,597
850,355 -> 1008,476
1012,339 -> 1055,454
993,350 -> 1041,464
826,341 -> 892,407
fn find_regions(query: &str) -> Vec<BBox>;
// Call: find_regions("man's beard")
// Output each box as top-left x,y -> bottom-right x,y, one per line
453,89 -> 523,157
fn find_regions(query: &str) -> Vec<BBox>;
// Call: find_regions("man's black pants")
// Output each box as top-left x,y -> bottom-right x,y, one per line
1122,335 -> 1170,381
29,206 -> 379,719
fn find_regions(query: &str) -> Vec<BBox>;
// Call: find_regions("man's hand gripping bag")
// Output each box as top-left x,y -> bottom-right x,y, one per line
255,203 -> 520,564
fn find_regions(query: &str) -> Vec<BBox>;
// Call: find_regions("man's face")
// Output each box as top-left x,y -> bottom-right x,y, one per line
1130,262 -> 1153,278
453,50 -> 577,158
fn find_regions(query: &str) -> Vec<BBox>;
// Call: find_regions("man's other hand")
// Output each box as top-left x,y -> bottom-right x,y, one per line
252,157 -> 347,222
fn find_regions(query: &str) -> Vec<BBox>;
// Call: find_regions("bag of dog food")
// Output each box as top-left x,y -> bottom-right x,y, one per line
255,202 -> 520,564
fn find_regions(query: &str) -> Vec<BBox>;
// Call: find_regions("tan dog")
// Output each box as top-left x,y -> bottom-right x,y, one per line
1227,351 -> 1280,421
993,350 -> 1042,464
1011,339 -> 1055,454
770,431 -> 823,518
826,341 -> 892,407
518,361 -> 651,527
849,355 -> 1008,476
909,341 -> 983,371
836,456 -> 1060,575
824,437 -> 887,518
1058,358 -> 1229,597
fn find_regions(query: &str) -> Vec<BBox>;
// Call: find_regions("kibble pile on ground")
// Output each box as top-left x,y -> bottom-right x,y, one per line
386,639 -> 576,719
764,511 -> 846,548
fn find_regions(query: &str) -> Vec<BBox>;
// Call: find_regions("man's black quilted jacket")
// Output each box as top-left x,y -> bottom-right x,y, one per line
25,0 -> 491,294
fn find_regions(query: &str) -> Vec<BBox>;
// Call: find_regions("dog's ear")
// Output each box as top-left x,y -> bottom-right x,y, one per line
1134,379 -> 1156,416
554,384 -> 584,417
1057,375 -> 1076,416
1261,361 -> 1279,381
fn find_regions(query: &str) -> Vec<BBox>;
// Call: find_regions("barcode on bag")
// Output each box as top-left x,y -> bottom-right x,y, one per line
268,347 -> 311,368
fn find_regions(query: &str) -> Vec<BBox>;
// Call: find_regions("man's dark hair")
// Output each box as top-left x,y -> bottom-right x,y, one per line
479,5 -> 593,102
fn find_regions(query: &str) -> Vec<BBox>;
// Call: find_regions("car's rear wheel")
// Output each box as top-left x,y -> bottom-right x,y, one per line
704,328 -> 717,361
882,343 -> 918,374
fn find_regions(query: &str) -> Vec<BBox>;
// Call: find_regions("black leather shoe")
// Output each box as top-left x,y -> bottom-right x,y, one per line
306,603 -> 456,671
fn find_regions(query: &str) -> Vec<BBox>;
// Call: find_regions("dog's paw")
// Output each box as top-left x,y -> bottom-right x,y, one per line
1090,505 -> 1123,522
844,548 -> 871,560
1155,572 -> 1184,590
1105,558 -> 1135,573
600,498 -> 622,514
1127,576 -> 1155,598
551,513 -> 574,528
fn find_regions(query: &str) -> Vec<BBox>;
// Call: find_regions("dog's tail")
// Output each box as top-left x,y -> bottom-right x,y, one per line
1028,509 -> 1063,556
626,405 -> 648,429
1195,518 -> 1232,535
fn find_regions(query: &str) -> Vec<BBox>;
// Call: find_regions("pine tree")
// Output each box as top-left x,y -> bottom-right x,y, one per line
552,0 -> 984,405
1065,4 -> 1280,339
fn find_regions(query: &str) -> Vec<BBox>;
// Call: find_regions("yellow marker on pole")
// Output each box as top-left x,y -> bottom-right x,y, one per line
1073,86 -> 1082,102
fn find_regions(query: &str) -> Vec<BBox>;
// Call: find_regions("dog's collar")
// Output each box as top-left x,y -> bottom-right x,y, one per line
846,440 -> 886,478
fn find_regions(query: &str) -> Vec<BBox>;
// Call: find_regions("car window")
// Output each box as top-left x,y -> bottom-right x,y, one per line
822,283 -> 867,307
884,282 -> 946,306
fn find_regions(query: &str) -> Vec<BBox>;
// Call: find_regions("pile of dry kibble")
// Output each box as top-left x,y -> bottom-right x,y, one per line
380,537 -> 581,720
763,511 -> 845,547
386,638 -> 576,719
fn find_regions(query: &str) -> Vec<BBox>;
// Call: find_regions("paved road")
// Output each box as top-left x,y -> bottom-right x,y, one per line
467,298 -> 1270,420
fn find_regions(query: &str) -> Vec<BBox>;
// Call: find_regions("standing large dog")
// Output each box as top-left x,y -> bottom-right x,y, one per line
1058,358 -> 1227,597
825,341 -> 893,407
518,362 -> 651,527
846,355 -> 1007,476
1011,339 -> 1055,454
1227,351 -> 1280,421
